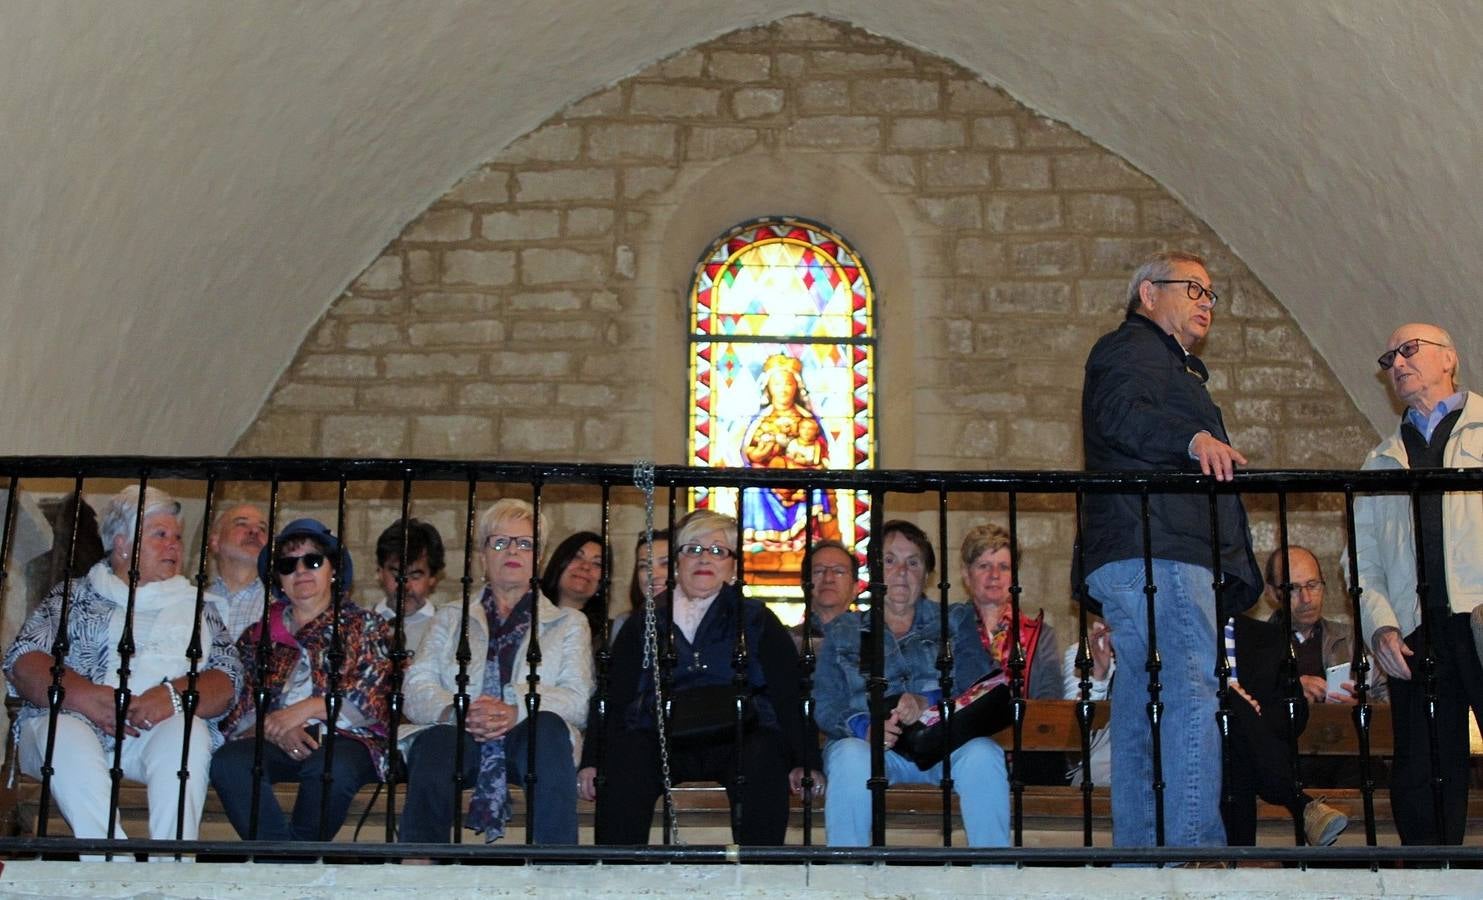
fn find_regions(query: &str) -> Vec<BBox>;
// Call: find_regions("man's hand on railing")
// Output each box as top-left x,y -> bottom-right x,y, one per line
1372,626 -> 1413,681
789,766 -> 825,799
1189,432 -> 1248,482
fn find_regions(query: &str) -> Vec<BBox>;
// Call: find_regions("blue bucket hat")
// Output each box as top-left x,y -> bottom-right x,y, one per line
257,517 -> 354,599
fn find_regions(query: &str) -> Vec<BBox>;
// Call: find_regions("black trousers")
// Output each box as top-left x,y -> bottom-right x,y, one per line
594,727 -> 791,845
1221,691 -> 1310,846
1389,613 -> 1483,845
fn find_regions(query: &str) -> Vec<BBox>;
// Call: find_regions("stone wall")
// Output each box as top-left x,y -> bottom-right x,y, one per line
232,15 -> 1379,624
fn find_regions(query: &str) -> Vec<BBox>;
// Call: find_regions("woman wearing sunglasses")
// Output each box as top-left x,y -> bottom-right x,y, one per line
401,498 -> 593,845
592,509 -> 820,845
210,517 -> 393,842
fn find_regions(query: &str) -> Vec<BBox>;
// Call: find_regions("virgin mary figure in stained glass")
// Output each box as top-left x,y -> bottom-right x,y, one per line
740,354 -> 837,574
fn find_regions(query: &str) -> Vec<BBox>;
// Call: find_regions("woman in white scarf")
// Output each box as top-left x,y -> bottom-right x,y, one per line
4,485 -> 242,844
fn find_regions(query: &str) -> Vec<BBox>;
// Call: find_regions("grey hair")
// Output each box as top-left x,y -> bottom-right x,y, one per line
673,509 -> 739,553
1125,250 -> 1208,315
99,485 -> 182,558
1435,324 -> 1463,386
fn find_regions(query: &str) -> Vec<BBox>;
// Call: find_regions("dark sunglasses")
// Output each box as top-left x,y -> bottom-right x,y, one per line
1377,337 -> 1449,371
274,552 -> 328,576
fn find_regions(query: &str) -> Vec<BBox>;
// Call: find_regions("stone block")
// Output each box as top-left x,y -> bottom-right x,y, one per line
1232,398 -> 1284,423
488,350 -> 574,377
329,294 -> 395,317
557,383 -> 620,407
1225,279 -> 1286,319
322,415 -> 407,457
354,255 -> 402,291
564,86 -> 624,118
852,78 -> 940,113
412,415 -> 494,456
913,195 -> 981,229
1227,424 -> 1276,461
1007,239 -> 1081,277
707,50 -> 771,81
623,167 -> 679,198
948,391 -> 1028,414
1066,194 -> 1138,232
921,152 -> 994,188
481,209 -> 561,242
443,249 -> 516,286
995,155 -> 1051,190
271,383 -> 355,410
1053,153 -> 1156,190
1008,418 -> 1076,460
1143,197 -> 1202,233
798,80 -> 848,113
946,79 -> 1016,113
875,154 -> 917,186
358,383 -> 450,409
460,381 -> 555,407
298,354 -> 378,379
586,123 -> 678,162
1245,322 -> 1301,358
959,419 -> 1002,456
521,248 -> 605,285
565,207 -> 615,237
590,290 -> 622,312
784,115 -> 881,148
1020,116 -> 1091,148
406,250 -> 438,285
503,416 -> 576,453
953,237 -> 1005,276
774,14 -> 842,42
407,319 -> 506,347
582,417 -> 622,452
686,126 -> 760,159
810,50 -> 914,74
445,168 -> 509,204
510,290 -> 584,312
971,116 -> 1017,149
984,196 -> 1062,232
1075,278 -> 1128,314
236,412 -> 316,457
731,89 -> 784,119
514,169 -> 617,203
1237,364 -> 1328,394
404,208 -> 473,243
411,292 -> 501,314
512,320 -> 599,343
655,49 -> 704,79
775,52 -> 805,78
1086,237 -> 1165,275
630,84 -> 722,117
343,322 -> 402,350
888,118 -> 964,150
986,281 -> 1073,315
383,352 -> 481,378
943,317 -> 974,354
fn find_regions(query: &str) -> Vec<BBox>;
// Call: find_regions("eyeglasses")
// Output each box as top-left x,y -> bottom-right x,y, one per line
274,553 -> 327,576
811,564 -> 853,581
1293,579 -> 1325,594
1377,337 -> 1449,370
1149,279 -> 1219,306
485,535 -> 535,552
676,543 -> 736,559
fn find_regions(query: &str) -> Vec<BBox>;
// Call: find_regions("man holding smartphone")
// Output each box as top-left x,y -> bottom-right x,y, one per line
1263,545 -> 1388,705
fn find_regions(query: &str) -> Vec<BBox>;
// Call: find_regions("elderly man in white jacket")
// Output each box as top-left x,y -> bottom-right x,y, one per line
399,498 -> 593,845
1351,322 -> 1483,845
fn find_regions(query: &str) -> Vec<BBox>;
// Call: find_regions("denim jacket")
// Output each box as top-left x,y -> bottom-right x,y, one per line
813,597 -> 997,740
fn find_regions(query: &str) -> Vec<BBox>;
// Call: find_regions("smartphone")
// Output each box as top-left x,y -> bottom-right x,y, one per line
1325,662 -> 1351,698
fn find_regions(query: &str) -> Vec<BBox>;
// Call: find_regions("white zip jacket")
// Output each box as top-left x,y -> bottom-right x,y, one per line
403,591 -> 593,763
1348,391 -> 1483,649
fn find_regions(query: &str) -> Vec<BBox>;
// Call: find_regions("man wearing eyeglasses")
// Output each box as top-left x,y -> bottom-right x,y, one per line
1079,250 -> 1263,848
791,540 -> 858,653
1351,322 -> 1483,845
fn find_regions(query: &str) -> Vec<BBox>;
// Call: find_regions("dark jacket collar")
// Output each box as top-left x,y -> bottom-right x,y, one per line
1125,312 -> 1208,383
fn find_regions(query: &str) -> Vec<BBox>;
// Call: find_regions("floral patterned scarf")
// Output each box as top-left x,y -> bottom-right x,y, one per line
464,589 -> 532,842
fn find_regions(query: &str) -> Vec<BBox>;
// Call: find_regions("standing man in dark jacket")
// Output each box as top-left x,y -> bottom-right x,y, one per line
1079,250 -> 1263,848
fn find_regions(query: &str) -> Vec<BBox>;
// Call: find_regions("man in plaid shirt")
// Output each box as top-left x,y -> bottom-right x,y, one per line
207,503 -> 269,642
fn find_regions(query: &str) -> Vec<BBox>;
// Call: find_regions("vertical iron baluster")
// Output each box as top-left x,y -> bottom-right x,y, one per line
0,474 -> 19,611
524,476 -> 546,841
173,474 -> 217,855
659,484 -> 678,843
1342,487 -> 1378,850
1274,494 -> 1305,848
35,478 -> 86,839
1407,486 -> 1448,844
450,470 -> 479,841
1072,490 -> 1096,847
1139,490 -> 1167,850
105,474 -> 152,858
933,487 -> 954,848
729,484 -> 749,842
1006,491 -> 1025,849
592,484 -> 613,816
316,477 -> 349,846
246,477 -> 282,843
380,472 -> 414,842
798,485 -> 817,846
1208,490 -> 1235,843
865,490 -> 887,848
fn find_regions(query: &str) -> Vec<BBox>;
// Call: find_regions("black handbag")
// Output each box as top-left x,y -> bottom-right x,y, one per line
666,683 -> 758,746
892,671 -> 1013,770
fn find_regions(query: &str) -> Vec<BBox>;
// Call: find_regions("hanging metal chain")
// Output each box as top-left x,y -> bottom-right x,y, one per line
634,460 -> 679,844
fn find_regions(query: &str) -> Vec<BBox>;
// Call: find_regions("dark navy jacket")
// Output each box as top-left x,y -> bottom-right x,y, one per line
1078,313 -> 1262,613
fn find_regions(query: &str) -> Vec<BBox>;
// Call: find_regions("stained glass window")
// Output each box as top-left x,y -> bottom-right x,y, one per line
687,218 -> 877,609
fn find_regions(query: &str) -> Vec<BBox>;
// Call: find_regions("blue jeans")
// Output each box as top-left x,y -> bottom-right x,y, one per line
1088,558 -> 1225,847
210,735 -> 377,842
823,736 -> 1009,846
399,713 -> 577,844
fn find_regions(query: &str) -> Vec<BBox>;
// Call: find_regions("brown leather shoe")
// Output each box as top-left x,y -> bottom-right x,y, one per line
1303,797 -> 1349,847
